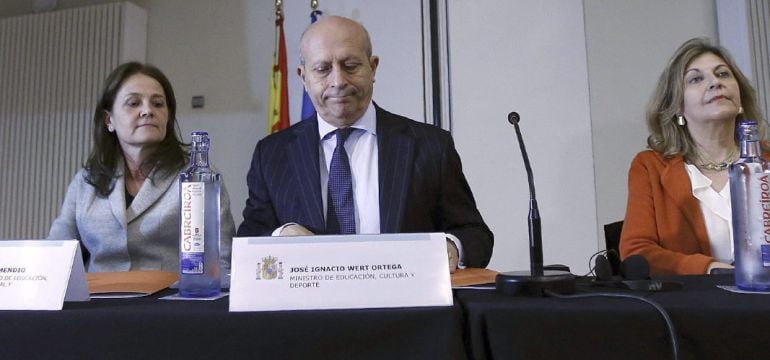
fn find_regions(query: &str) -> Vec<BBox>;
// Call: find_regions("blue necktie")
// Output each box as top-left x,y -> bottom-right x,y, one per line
327,127 -> 356,234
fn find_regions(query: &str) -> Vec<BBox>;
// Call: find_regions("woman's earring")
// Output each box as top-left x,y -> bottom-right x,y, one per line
676,115 -> 686,126
107,125 -> 114,132
738,106 -> 744,115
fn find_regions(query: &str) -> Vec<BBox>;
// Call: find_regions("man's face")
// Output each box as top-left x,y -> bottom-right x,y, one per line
298,19 -> 379,128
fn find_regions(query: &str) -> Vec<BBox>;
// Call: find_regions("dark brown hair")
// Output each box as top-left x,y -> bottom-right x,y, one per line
84,62 -> 187,197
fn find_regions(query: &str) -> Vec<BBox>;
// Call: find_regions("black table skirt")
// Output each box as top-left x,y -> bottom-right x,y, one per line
0,290 -> 467,360
4,275 -> 768,360
456,274 -> 769,360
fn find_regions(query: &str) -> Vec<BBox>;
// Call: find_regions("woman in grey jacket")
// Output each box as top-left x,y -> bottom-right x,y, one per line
48,62 -> 233,273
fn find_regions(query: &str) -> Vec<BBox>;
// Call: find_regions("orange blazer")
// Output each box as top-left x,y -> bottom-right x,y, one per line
619,150 -> 714,275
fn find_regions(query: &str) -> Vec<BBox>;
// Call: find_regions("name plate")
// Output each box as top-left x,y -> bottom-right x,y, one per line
230,233 -> 452,312
0,240 -> 89,310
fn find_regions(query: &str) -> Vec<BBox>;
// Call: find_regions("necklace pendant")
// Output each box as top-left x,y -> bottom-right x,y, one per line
700,162 -> 730,171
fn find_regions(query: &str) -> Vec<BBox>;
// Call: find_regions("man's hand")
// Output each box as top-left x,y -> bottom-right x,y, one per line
279,224 -> 315,236
447,240 -> 459,273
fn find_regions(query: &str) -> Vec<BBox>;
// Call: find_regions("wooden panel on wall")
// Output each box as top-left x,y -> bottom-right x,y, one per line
0,2 -> 146,239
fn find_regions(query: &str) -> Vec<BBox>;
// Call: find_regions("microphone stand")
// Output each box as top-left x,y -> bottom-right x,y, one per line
512,112 -> 544,276
495,111 -> 576,296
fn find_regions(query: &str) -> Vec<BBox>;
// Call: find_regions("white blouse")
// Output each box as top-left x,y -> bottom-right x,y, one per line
684,163 -> 734,264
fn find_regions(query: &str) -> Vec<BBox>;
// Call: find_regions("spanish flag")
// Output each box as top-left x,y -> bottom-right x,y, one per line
268,12 -> 289,134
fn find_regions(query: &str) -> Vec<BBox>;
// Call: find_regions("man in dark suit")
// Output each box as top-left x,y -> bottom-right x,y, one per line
237,15 -> 492,270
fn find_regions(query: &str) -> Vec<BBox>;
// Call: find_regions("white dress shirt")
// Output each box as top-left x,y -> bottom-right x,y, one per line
685,163 -> 734,264
318,103 -> 381,234
273,102 -> 466,266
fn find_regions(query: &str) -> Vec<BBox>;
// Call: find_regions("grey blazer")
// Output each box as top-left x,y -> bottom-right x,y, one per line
48,164 -> 234,273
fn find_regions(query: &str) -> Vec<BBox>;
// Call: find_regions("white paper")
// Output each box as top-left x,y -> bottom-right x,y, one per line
64,245 -> 89,302
229,233 -> 453,312
160,292 -> 229,301
0,240 -> 87,310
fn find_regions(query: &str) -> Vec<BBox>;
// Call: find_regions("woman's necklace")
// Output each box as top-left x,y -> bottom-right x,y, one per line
695,148 -> 738,172
698,161 -> 732,171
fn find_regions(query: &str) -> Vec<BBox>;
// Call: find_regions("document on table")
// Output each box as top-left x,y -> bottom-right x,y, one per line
87,271 -> 178,298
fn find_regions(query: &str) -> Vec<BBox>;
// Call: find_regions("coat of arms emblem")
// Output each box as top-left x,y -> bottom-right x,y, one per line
256,255 -> 283,280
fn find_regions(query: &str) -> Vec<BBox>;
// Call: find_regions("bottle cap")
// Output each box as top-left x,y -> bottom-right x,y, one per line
191,131 -> 210,144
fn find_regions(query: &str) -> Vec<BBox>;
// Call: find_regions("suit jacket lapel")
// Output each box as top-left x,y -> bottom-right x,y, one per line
288,118 -> 325,231
660,156 -> 710,254
108,169 -> 128,230
376,107 -> 415,233
126,169 -> 177,224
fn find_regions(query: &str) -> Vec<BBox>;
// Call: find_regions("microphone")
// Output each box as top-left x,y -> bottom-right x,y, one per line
508,111 -> 520,124
507,112 -> 542,275
496,111 -> 576,296
594,254 -> 683,292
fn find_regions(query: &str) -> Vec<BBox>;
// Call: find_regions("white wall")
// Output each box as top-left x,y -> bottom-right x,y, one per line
585,0 -> 717,250
445,0 -> 717,274
137,0 -> 269,231
447,1 -> 596,272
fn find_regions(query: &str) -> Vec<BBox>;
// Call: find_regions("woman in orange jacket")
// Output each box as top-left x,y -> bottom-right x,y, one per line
620,38 -> 768,275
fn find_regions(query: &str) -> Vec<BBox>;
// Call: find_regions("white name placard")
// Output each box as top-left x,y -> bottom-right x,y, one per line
229,233 -> 452,312
0,240 -> 89,310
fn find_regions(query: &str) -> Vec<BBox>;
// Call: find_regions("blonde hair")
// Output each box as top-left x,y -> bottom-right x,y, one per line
646,37 -> 766,158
